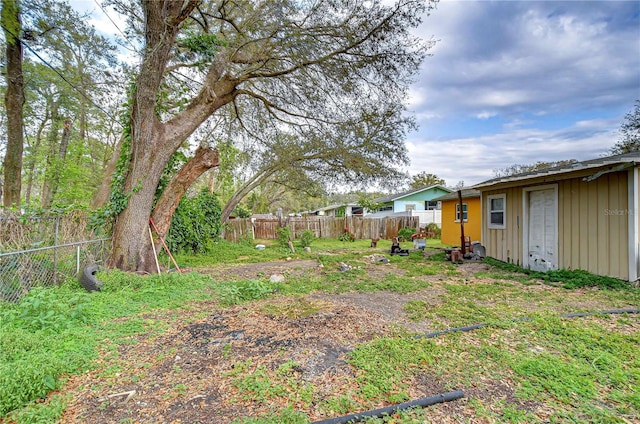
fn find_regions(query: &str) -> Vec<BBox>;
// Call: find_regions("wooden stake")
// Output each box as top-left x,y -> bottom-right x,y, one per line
148,226 -> 161,274
458,190 -> 466,255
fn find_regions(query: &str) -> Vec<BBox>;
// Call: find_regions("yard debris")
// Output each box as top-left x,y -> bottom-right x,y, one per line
270,274 -> 285,283
390,237 -> 409,256
339,262 -> 352,272
79,264 -> 103,292
363,254 -> 389,264
98,390 -> 136,403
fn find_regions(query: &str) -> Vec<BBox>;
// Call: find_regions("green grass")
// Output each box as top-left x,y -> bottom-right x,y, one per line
2,238 -> 639,423
483,257 -> 631,290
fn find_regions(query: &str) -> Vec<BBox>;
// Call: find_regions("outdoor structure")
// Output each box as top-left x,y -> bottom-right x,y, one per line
367,185 -> 452,226
434,189 -> 482,246
301,203 -> 363,217
473,151 -> 639,283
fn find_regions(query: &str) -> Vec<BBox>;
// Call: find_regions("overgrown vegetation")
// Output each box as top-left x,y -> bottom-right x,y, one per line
397,227 -> 415,241
166,189 -> 223,254
298,229 -> 316,248
483,257 -> 630,290
1,239 -> 638,423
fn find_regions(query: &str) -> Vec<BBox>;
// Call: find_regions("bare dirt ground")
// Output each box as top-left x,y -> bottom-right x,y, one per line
57,258 -> 636,424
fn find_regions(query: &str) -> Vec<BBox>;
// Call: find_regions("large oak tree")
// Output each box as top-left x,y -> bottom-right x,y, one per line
107,0 -> 434,272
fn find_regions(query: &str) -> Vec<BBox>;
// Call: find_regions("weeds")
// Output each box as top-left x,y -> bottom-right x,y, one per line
483,257 -> 630,290
217,279 -> 277,306
2,238 -> 639,423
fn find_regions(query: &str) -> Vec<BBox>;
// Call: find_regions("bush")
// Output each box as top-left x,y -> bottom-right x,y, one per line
338,228 -> 355,242
275,227 -> 293,248
397,227 -> 415,241
166,188 -> 222,254
299,230 -> 316,248
425,223 -> 441,238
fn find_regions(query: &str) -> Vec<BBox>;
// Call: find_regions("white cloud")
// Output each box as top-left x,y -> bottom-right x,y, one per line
405,119 -> 619,186
401,0 -> 638,188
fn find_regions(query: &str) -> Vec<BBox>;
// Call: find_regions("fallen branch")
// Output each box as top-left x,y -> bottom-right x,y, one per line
98,390 -> 136,403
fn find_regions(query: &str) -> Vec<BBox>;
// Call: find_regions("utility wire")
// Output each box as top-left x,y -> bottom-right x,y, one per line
0,22 -> 122,128
93,0 -> 140,54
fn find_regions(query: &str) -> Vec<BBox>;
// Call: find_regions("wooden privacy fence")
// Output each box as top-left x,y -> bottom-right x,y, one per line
224,216 -> 420,242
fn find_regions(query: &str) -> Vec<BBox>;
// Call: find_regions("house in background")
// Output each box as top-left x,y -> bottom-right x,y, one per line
301,203 -> 363,217
433,189 -> 482,246
367,185 -> 452,226
473,151 -> 639,283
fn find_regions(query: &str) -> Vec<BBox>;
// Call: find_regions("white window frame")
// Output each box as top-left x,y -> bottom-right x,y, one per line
487,194 -> 506,229
455,203 -> 468,222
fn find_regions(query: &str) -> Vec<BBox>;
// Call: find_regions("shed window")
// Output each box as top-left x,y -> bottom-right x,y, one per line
487,194 -> 506,229
455,203 -> 468,222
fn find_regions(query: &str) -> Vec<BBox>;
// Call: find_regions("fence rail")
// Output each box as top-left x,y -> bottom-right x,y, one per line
0,238 -> 111,303
224,216 -> 420,242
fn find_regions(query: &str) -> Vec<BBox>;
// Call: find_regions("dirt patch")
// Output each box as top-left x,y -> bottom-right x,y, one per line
199,259 -> 322,281
58,258 -> 638,423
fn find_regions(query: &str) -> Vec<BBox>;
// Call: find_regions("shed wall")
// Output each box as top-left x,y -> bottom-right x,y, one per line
440,197 -> 482,246
482,172 -> 630,280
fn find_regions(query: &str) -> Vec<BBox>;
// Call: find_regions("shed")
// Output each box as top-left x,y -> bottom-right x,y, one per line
473,151 -> 639,282
433,189 -> 482,246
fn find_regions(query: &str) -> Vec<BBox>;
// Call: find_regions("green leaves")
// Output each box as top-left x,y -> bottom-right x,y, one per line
166,188 -> 223,254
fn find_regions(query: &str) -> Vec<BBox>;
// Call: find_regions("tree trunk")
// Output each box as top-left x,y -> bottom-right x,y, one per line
41,101 -> 62,209
107,0 -> 201,273
24,109 -> 49,206
151,146 -> 219,241
107,139 -> 174,272
47,119 -> 72,205
107,0 -> 236,273
2,0 -> 25,208
220,171 -> 275,224
91,135 -> 123,209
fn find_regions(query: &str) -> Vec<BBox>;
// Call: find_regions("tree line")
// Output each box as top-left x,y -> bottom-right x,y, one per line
0,0 -> 438,273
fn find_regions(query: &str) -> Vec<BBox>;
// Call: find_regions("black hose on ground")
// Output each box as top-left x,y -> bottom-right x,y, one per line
312,390 -> 464,424
417,309 -> 640,340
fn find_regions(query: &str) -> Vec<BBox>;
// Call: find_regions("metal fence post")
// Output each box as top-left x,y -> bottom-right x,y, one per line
53,217 -> 59,285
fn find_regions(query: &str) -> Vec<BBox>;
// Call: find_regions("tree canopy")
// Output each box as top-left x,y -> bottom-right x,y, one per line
100,0 -> 435,272
408,171 -> 445,189
610,100 -> 640,155
493,159 -> 578,178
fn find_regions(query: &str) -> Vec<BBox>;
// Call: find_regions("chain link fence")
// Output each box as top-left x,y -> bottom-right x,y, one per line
0,238 -> 111,302
0,211 -> 111,302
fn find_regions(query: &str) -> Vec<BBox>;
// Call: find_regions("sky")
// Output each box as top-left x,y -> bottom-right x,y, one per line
406,0 -> 640,186
73,0 -> 640,187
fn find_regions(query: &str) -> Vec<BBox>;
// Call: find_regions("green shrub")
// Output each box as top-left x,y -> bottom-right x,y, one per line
166,188 -> 222,254
217,280 -> 276,306
397,227 -> 415,241
425,222 -> 441,238
299,230 -> 316,248
0,287 -> 91,333
275,227 -> 293,248
338,228 -> 355,242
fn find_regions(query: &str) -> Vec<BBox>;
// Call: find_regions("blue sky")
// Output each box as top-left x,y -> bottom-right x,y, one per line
406,0 -> 640,186
74,0 -> 640,187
